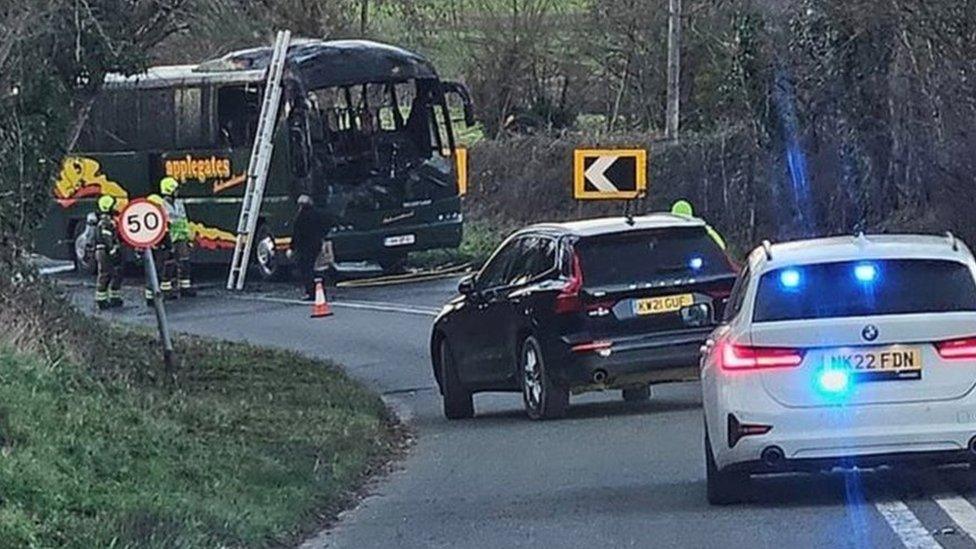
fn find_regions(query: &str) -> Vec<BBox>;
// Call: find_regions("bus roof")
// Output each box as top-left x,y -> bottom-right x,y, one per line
199,39 -> 439,89
104,39 -> 440,92
104,64 -> 266,90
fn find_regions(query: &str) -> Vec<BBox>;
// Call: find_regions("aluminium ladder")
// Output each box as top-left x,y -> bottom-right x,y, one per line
226,30 -> 292,290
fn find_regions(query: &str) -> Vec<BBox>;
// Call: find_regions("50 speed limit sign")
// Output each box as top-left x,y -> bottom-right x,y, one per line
118,198 -> 169,249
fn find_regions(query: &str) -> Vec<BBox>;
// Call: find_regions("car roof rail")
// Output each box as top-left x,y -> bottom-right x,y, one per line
761,240 -> 773,260
947,231 -> 959,252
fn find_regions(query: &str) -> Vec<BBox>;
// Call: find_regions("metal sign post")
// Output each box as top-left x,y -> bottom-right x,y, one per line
118,199 -> 175,373
143,248 -> 176,373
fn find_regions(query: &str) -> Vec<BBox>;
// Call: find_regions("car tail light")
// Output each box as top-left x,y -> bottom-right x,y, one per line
718,341 -> 804,371
571,340 -> 613,353
936,337 -> 976,360
554,252 -> 584,314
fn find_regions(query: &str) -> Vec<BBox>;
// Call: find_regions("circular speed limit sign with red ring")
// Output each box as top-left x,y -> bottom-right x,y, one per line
118,198 -> 169,249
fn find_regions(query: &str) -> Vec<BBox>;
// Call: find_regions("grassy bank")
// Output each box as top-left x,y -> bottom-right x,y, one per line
0,323 -> 399,547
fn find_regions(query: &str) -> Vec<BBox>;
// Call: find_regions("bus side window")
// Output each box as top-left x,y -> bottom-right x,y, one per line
217,85 -> 259,148
174,87 -> 205,148
140,89 -> 175,151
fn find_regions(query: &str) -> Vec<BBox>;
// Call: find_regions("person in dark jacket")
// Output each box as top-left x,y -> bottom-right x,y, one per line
290,195 -> 335,300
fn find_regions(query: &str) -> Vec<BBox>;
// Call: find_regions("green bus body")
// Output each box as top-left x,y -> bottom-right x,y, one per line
35,40 -> 471,275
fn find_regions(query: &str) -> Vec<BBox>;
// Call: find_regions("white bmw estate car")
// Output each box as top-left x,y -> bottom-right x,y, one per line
701,233 -> 976,504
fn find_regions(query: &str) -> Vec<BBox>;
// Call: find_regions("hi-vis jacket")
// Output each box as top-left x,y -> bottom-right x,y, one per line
163,197 -> 193,242
94,213 -> 121,255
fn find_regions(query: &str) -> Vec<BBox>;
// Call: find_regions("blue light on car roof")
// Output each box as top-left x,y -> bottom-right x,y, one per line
689,256 -> 704,270
854,262 -> 878,283
780,268 -> 801,289
818,368 -> 850,395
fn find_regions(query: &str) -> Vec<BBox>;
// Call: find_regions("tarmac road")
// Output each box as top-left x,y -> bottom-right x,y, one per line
63,274 -> 976,548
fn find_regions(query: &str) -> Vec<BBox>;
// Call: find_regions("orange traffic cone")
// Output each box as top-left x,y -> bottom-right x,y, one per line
311,278 -> 333,318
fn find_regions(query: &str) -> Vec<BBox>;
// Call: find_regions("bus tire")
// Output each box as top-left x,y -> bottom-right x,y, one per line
253,223 -> 286,282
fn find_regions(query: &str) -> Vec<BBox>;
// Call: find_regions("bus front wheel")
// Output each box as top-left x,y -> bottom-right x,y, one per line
253,223 -> 286,282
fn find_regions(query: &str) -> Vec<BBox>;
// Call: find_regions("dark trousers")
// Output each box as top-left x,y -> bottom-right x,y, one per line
297,251 -> 317,296
163,240 -> 192,293
95,249 -> 122,303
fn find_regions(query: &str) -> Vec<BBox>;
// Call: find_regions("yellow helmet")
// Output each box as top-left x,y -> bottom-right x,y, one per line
97,195 -> 117,213
146,194 -> 165,207
671,199 -> 694,217
160,177 -> 180,196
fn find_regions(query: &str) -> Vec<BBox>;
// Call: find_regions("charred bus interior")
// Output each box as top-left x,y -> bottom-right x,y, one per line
300,80 -> 459,211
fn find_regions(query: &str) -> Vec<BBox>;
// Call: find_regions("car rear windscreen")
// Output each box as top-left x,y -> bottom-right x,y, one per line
753,259 -> 976,322
576,227 -> 731,287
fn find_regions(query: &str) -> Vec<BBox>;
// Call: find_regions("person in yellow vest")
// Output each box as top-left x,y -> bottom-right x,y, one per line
671,199 -> 727,250
94,195 -> 124,310
144,193 -> 169,306
160,177 -> 196,297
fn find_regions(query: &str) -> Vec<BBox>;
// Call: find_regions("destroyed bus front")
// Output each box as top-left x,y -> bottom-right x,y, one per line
201,39 -> 474,270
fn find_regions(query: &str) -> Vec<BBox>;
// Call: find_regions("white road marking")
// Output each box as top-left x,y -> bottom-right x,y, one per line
875,500 -> 943,549
231,294 -> 439,317
920,472 -> 976,542
583,156 -> 619,192
933,493 -> 976,542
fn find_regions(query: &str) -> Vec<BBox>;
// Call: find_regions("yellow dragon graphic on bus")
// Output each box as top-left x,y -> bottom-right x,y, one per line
54,157 -> 129,208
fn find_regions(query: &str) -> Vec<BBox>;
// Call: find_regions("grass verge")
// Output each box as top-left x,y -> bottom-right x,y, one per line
0,323 -> 400,548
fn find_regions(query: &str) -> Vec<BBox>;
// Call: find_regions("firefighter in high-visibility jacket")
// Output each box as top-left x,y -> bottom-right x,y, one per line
94,195 -> 124,310
144,193 -> 167,306
671,199 -> 727,250
159,177 -> 196,297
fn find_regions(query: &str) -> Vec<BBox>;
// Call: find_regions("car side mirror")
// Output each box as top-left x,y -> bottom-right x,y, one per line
458,275 -> 476,295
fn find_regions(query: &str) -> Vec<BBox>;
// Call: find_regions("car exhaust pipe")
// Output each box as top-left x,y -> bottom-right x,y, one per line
761,446 -> 785,468
592,369 -> 608,384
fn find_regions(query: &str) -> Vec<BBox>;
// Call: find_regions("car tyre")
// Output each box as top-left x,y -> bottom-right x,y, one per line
622,385 -> 651,402
705,431 -> 749,505
439,340 -> 474,420
520,336 -> 569,420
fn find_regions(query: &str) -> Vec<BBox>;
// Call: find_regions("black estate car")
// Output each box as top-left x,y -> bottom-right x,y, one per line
430,214 -> 738,420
